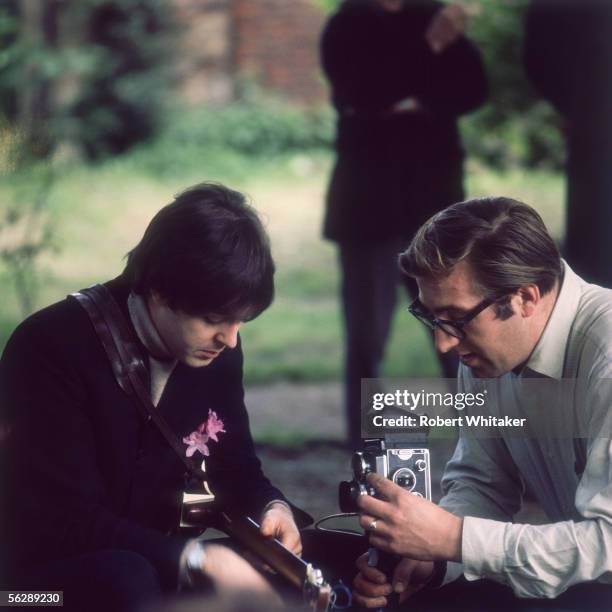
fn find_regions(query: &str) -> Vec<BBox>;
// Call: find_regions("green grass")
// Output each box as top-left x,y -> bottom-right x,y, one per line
0,148 -> 564,384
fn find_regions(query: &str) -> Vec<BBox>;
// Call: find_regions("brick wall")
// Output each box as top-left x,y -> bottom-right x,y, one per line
172,0 -> 235,104
232,0 -> 327,105
172,0 -> 328,106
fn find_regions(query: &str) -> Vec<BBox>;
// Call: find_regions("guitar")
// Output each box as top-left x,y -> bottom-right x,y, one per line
180,494 -> 333,611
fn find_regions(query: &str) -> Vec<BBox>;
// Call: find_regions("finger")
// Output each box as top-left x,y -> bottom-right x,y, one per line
284,531 -> 302,556
259,518 -> 277,538
392,558 -> 420,584
357,491 -> 389,517
357,492 -> 397,523
367,534 -> 393,554
399,583 -> 426,604
358,514 -> 392,540
355,558 -> 389,585
366,472 -> 401,502
352,590 -> 388,609
353,572 -> 393,598
392,558 -> 419,595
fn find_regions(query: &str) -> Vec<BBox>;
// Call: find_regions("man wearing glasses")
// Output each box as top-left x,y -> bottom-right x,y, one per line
352,197 -> 612,610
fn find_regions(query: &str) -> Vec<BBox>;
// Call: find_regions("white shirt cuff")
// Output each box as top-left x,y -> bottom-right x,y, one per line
462,516 -> 507,581
441,561 -> 464,586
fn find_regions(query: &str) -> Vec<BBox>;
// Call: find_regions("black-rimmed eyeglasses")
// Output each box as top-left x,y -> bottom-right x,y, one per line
408,295 -> 504,341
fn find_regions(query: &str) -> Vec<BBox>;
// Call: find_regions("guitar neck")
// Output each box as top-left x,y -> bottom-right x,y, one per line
181,503 -> 332,611
219,512 -> 308,589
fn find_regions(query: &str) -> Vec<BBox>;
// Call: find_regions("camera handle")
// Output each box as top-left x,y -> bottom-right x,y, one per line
367,547 -> 400,611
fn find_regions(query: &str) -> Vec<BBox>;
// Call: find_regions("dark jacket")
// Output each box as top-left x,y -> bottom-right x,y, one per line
322,0 -> 488,244
0,276 -> 284,589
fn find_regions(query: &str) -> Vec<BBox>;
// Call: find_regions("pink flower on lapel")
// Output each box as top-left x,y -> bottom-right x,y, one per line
204,410 -> 225,442
183,409 -> 226,458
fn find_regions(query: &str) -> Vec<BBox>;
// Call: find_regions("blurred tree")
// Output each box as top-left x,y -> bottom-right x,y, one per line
69,0 -> 174,158
0,1 -> 20,119
465,0 -> 564,168
0,120 -> 57,316
0,0 -> 175,160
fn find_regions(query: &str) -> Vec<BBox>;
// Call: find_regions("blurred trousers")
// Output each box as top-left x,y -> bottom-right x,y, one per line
339,241 -> 458,448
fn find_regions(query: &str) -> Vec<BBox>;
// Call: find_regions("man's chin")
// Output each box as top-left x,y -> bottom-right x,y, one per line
183,355 -> 214,368
467,362 -> 497,378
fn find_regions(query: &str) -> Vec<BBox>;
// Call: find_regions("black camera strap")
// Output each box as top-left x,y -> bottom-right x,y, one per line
70,284 -> 206,481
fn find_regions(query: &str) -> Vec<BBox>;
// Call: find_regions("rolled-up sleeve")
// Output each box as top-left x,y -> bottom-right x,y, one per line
461,508 -> 612,598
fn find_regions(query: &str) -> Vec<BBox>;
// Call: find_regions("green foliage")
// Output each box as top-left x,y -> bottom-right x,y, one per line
464,0 -> 564,169
66,0 -> 175,158
171,84 -> 334,155
0,122 -> 58,316
129,91 -> 335,179
0,0 -> 175,160
312,0 -> 342,13
0,1 -> 19,118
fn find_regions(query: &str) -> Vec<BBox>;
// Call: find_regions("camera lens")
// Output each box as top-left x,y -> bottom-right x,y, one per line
393,468 -> 416,490
352,451 -> 375,480
338,480 -> 369,512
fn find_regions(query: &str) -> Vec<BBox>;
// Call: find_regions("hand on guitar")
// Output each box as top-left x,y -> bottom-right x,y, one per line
260,501 -> 302,556
200,543 -> 284,609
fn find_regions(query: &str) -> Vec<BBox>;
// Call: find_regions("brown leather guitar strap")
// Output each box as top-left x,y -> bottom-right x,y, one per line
70,284 -> 206,481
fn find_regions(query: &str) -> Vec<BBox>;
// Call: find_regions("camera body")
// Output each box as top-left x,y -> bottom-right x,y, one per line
339,437 -> 431,512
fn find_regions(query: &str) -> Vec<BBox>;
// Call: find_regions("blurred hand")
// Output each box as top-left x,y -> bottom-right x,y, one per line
425,4 -> 468,53
201,543 -> 284,609
390,96 -> 422,114
260,502 -> 302,556
353,553 -> 435,608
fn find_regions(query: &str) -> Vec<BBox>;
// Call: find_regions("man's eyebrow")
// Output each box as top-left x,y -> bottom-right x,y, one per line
431,304 -> 470,316
417,296 -> 470,316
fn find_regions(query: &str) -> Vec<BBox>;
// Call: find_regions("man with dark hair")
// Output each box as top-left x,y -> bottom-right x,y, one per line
0,183 -> 302,611
321,0 -> 488,447
352,197 -> 612,609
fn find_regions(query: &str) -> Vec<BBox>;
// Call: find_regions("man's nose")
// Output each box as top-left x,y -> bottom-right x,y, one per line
217,322 -> 241,349
433,326 -> 460,354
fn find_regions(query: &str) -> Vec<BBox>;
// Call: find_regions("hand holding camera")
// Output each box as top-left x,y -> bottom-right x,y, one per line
357,472 -> 462,562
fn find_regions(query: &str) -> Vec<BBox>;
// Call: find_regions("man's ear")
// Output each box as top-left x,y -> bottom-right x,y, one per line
516,285 -> 541,318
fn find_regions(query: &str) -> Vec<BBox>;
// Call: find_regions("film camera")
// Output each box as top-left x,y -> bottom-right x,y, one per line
339,437 -> 431,512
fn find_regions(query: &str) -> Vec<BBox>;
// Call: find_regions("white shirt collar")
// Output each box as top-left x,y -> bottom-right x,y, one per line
524,260 -> 584,379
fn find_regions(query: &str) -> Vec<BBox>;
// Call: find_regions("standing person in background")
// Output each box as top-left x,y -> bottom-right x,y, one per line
524,0 -> 612,288
321,0 -> 488,447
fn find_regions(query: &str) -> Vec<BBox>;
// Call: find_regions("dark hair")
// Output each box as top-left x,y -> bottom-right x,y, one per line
124,182 -> 274,320
399,197 -> 562,319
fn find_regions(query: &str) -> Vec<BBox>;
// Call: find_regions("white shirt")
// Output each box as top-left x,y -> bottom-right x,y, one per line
439,262 -> 612,598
